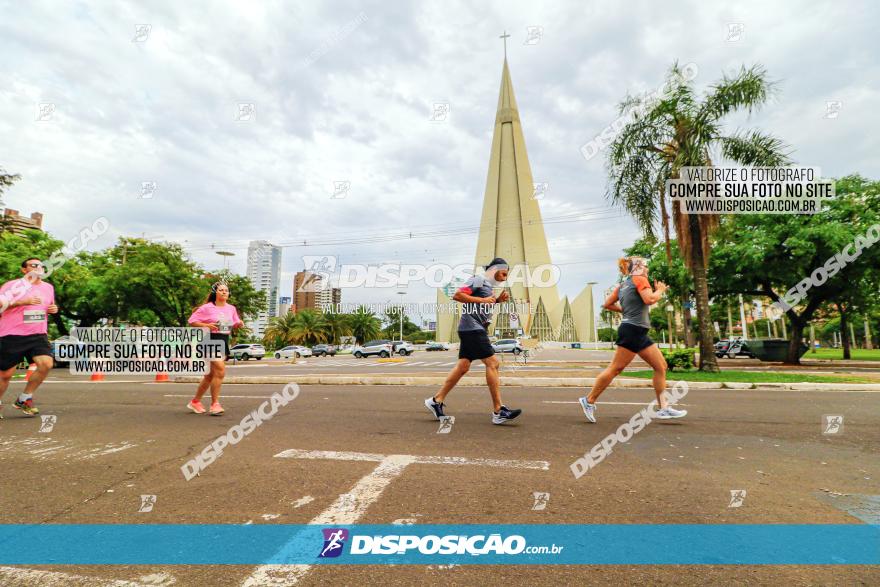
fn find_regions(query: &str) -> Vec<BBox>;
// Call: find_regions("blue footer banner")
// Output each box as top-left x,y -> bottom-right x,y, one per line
0,524 -> 877,565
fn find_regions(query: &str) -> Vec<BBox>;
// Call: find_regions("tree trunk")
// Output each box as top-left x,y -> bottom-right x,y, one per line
726,301 -> 734,338
687,218 -> 718,372
838,302 -> 851,360
682,299 -> 694,347
787,319 -> 805,364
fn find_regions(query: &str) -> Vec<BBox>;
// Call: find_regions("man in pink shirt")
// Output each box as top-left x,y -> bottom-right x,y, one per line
0,257 -> 59,417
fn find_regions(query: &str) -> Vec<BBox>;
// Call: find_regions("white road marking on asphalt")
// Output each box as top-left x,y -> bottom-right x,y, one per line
0,567 -> 176,586
291,496 -> 314,508
163,394 -> 274,399
243,449 -> 550,585
274,449 -> 550,470
542,401 -> 690,406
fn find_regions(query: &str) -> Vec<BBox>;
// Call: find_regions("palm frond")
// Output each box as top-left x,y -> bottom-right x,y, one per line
698,64 -> 776,122
719,130 -> 792,166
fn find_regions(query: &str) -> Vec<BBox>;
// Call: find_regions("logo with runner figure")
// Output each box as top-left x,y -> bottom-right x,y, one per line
319,528 -> 349,558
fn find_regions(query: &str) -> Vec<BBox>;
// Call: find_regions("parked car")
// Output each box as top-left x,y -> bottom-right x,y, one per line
425,341 -> 450,351
391,340 -> 414,356
714,337 -> 754,359
274,345 -> 312,359
311,344 -> 337,357
492,338 -> 523,354
231,343 -> 265,360
353,340 -> 394,358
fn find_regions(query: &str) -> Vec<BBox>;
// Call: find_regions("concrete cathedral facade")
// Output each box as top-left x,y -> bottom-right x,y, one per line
436,59 -> 596,343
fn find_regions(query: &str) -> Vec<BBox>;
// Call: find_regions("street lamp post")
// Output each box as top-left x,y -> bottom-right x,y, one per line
216,250 -> 235,271
738,294 -> 748,340
397,291 -> 406,342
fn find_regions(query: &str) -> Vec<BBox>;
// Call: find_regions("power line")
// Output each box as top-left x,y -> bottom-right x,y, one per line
179,208 -> 625,253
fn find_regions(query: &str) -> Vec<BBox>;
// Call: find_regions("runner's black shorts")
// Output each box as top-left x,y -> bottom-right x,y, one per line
616,323 -> 654,353
210,333 -> 230,361
458,329 -> 495,361
0,334 -> 52,371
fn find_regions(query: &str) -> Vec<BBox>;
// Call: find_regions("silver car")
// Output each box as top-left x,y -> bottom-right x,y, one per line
492,338 -> 523,354
274,345 -> 312,359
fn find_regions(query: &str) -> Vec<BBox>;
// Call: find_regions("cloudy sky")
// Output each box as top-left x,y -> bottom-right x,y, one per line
2,0 -> 878,322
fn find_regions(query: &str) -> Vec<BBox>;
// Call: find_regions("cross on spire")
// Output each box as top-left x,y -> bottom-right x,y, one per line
499,30 -> 510,58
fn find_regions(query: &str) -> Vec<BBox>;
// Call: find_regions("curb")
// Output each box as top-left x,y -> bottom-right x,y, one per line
171,375 -> 880,391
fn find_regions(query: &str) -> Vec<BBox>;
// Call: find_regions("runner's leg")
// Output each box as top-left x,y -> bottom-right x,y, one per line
23,354 -> 52,396
586,345 -> 637,404
0,367 -> 14,417
434,359 -> 471,404
0,367 -> 14,402
193,371 -> 211,402
209,360 -> 225,404
482,354 -> 502,412
636,344 -> 668,409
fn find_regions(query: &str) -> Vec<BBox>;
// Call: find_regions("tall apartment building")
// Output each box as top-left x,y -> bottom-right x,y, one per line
317,286 -> 342,310
294,270 -> 341,312
246,240 -> 281,338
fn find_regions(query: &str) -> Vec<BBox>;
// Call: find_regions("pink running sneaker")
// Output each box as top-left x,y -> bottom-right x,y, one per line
187,399 -> 206,414
209,402 -> 224,416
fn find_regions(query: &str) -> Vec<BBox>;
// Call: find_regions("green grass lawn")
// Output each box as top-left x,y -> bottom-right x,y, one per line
803,348 -> 880,361
623,370 -> 874,384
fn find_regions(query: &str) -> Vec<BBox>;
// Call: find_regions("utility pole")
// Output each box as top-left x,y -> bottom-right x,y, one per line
738,294 -> 748,340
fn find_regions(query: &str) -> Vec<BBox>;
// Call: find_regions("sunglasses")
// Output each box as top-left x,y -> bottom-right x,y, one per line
26,262 -> 44,268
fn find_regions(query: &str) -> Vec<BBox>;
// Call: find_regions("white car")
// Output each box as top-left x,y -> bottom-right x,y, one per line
353,340 -> 394,358
230,343 -> 265,360
492,339 -> 523,354
391,340 -> 414,356
274,345 -> 312,359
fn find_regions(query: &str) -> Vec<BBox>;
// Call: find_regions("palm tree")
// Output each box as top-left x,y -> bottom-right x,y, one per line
289,308 -> 329,346
607,63 -> 790,371
348,306 -> 381,344
264,312 -> 298,348
322,311 -> 352,345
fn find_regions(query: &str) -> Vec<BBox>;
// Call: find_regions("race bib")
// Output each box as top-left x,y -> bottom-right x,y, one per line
217,320 -> 232,334
23,309 -> 46,323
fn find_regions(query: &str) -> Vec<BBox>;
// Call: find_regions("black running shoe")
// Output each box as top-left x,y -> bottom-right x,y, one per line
492,405 -> 522,425
424,397 -> 446,420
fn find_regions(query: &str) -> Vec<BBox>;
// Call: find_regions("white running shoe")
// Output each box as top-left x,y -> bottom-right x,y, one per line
655,406 -> 687,420
579,397 -> 596,423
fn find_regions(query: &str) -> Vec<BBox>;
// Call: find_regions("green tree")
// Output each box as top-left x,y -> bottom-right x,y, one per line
709,175 -> 880,363
349,306 -> 381,344
322,311 -> 352,345
381,306 -> 420,339
101,238 -> 205,326
290,309 -> 329,346
264,312 -> 299,348
607,63 -> 790,371
0,166 -> 21,232
0,229 -> 101,335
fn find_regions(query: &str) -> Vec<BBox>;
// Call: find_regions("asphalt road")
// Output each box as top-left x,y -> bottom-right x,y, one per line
0,378 -> 878,586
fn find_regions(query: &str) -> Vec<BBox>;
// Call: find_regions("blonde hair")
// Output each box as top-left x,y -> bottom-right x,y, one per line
617,257 -> 630,275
